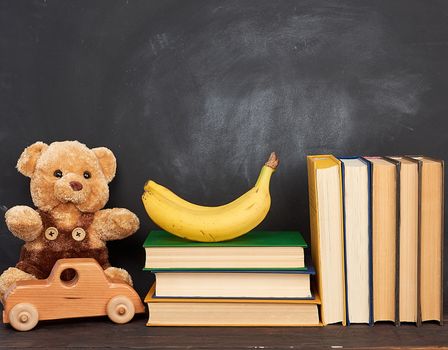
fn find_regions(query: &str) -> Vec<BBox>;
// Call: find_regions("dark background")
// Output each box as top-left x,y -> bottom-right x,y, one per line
0,0 -> 446,304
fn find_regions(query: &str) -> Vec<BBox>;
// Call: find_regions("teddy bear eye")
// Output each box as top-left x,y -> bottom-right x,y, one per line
83,171 -> 91,179
54,170 -> 63,178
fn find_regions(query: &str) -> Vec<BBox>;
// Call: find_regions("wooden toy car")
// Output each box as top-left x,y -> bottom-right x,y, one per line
2,258 -> 145,331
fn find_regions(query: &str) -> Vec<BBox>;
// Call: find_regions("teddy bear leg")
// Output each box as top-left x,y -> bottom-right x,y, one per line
0,267 -> 37,300
104,267 -> 133,286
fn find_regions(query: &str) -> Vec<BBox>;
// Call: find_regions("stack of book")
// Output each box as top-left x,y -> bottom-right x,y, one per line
307,155 -> 444,326
143,230 -> 321,326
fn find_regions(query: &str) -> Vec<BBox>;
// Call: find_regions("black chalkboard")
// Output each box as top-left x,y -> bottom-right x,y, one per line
0,0 -> 447,302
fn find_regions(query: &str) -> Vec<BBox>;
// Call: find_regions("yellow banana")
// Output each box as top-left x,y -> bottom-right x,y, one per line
142,152 -> 279,242
144,179 -> 253,212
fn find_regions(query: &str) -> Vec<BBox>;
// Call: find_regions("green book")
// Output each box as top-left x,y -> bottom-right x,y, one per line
144,231 -> 307,271
144,230 -> 307,248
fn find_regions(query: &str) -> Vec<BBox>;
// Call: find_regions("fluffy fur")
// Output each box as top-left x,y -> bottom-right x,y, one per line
0,141 -> 139,300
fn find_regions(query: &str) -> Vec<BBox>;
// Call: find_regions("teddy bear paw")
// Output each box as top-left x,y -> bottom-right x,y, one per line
110,209 -> 140,234
5,206 -> 43,241
104,267 -> 133,286
0,267 -> 37,300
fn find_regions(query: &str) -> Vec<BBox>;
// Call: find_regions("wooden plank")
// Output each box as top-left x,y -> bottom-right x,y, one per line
0,314 -> 446,349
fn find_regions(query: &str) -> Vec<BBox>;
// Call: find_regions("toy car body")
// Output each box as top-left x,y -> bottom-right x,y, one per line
2,258 -> 145,331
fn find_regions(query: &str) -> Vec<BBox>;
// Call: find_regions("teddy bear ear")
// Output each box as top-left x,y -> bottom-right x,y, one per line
92,147 -> 117,183
16,141 -> 48,177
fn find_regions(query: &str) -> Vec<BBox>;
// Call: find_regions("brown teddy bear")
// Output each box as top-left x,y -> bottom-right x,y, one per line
0,141 -> 140,300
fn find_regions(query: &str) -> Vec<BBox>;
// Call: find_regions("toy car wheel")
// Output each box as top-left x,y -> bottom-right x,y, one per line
9,303 -> 39,331
106,295 -> 135,324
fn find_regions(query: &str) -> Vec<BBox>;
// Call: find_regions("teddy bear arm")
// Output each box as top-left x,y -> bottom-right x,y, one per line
5,206 -> 43,241
0,267 -> 37,299
92,208 -> 139,241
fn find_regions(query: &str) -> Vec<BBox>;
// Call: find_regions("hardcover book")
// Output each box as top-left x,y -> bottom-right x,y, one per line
363,156 -> 399,325
340,157 -> 372,325
144,284 -> 322,327
152,263 -> 315,299
307,155 -> 346,326
387,156 -> 419,324
409,156 -> 444,326
143,230 -> 307,270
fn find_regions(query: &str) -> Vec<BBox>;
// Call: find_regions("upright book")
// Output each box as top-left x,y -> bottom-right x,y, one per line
409,156 -> 444,325
388,156 -> 419,324
364,156 -> 399,325
307,155 -> 346,326
340,157 -> 372,325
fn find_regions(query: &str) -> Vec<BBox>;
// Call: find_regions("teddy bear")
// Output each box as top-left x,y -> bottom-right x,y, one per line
0,140 -> 140,300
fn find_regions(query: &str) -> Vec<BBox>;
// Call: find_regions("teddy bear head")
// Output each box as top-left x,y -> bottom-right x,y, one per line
17,141 -> 116,213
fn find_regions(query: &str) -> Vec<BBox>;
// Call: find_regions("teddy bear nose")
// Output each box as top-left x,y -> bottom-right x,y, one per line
69,181 -> 83,191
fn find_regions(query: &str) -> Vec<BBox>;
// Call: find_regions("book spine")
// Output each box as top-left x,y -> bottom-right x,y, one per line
340,159 -> 350,326
366,159 -> 374,327
361,157 -> 374,326
307,156 -> 325,324
394,160 -> 401,327
383,157 -> 400,327
415,158 -> 423,327
440,160 -> 444,326
335,157 -> 347,327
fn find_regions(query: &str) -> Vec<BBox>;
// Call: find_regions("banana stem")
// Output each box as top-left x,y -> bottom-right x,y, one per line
265,152 -> 279,169
255,152 -> 279,188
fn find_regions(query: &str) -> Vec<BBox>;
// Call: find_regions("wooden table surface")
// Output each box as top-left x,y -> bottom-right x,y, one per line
0,311 -> 447,349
